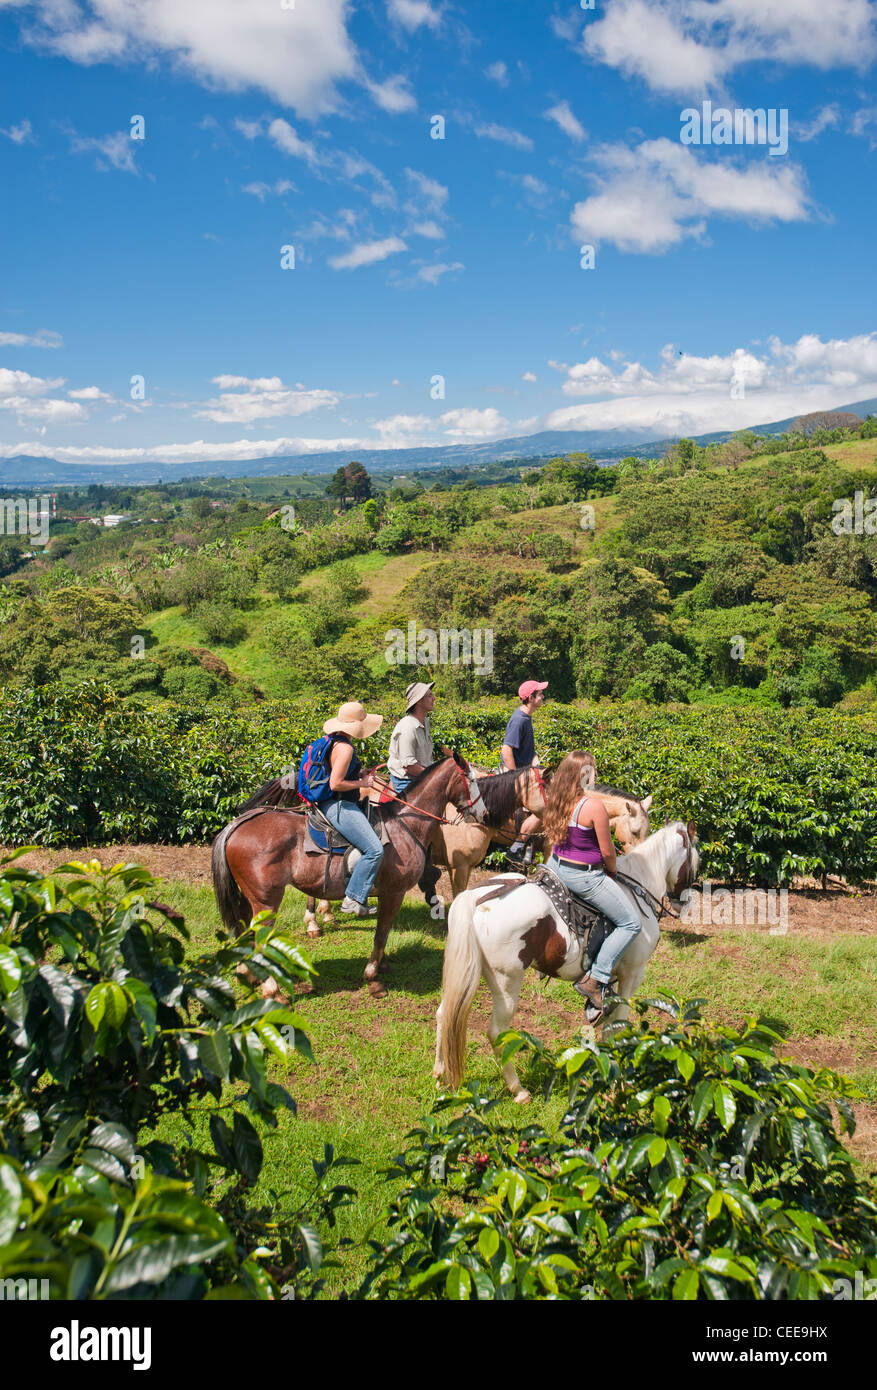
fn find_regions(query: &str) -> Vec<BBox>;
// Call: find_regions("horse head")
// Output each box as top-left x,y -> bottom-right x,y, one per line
612,793 -> 652,851
445,749 -> 488,822
665,819 -> 699,905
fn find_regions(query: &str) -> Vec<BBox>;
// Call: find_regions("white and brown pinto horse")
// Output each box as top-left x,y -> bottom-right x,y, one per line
434,821 -> 699,1102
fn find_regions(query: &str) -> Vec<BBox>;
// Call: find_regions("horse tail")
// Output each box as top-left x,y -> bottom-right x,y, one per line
438,890 -> 483,1090
211,822 -> 250,934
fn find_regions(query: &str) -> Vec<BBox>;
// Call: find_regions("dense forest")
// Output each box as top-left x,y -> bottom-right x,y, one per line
1,419 -> 875,711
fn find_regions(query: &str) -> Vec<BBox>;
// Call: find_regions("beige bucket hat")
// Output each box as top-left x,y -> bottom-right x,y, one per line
323,700 -> 383,739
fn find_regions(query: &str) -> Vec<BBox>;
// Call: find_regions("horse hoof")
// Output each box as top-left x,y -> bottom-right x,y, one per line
367,979 -> 388,999
513,1089 -> 531,1105
306,924 -> 323,939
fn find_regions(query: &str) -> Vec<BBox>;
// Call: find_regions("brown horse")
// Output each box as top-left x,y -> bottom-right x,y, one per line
212,753 -> 486,998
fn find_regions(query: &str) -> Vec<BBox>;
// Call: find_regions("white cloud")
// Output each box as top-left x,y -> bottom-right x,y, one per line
542,332 -> 877,437
328,236 -> 407,270
416,260 -> 464,284
68,386 -> 114,401
0,118 -> 35,144
373,412 -> 432,446
796,104 -> 841,141
194,374 -> 342,424
242,179 -> 296,200
571,138 -> 812,253
544,100 -> 586,142
439,406 -> 509,438
474,122 -> 534,151
408,219 -> 445,239
521,371 -> 538,382
404,167 -> 447,211
387,0 -> 441,31
21,0 -> 359,118
68,128 -> 139,173
579,0 -> 877,96
485,60 -> 508,85
0,435 -> 370,464
0,329 -> 62,348
233,117 -> 263,141
0,367 -> 88,426
366,73 -> 417,114
266,117 -> 322,167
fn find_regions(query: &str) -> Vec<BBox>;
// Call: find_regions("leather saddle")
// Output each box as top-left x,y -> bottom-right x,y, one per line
303,800 -> 389,858
530,863 -> 615,970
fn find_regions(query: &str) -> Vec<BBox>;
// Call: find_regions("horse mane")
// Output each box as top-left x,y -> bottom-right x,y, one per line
235,777 -> 302,814
474,769 -> 521,827
594,781 -> 644,806
380,755 -> 458,819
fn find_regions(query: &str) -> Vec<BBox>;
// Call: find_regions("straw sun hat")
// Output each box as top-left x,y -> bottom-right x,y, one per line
323,701 -> 383,739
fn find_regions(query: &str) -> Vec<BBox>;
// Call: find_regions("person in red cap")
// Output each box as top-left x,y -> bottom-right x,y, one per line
501,679 -> 547,862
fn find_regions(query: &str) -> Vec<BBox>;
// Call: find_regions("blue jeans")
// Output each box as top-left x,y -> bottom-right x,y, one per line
324,798 -> 384,905
548,855 -> 643,984
390,774 -> 411,794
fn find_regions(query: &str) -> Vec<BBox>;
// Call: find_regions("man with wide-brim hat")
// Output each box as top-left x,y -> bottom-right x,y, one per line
321,701 -> 384,917
387,681 -> 442,908
387,681 -> 435,794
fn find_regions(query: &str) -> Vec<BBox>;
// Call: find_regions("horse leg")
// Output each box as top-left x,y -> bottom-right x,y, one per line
246,889 -> 290,1001
364,888 -> 404,999
482,961 -> 529,1102
303,895 -> 321,938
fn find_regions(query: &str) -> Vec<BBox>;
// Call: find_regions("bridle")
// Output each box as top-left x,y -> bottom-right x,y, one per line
615,822 -> 698,923
371,756 -> 485,827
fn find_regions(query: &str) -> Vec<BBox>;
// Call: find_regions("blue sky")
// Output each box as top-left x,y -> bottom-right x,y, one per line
1,0 -> 876,469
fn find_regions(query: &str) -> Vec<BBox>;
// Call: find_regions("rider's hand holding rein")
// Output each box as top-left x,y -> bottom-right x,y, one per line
329,741 -> 375,794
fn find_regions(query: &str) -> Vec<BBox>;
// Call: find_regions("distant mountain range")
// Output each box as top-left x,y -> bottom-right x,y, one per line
2,397 -> 875,488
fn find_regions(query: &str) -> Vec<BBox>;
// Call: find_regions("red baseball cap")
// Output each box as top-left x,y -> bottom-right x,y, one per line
518,679 -> 548,700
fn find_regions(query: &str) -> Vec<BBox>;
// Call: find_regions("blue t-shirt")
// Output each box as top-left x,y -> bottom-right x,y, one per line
502,708 -> 535,768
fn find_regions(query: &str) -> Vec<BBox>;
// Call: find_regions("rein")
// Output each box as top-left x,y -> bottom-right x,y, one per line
371,759 -> 478,826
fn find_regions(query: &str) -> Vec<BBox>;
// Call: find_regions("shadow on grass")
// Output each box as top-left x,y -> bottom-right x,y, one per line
306,940 -> 446,997
662,928 -> 711,949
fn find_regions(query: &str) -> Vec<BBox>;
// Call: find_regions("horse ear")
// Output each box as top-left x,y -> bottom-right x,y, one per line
641,794 -> 653,812
686,819 -> 697,839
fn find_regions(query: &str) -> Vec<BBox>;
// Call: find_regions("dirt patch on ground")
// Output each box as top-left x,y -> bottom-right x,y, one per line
1,843 -> 214,882
3,847 -> 873,944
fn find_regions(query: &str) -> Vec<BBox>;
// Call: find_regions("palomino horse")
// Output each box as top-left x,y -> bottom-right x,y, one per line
212,753 -> 486,998
433,821 -> 699,1102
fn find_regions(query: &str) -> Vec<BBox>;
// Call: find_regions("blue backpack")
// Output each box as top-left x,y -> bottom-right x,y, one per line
298,734 -> 339,804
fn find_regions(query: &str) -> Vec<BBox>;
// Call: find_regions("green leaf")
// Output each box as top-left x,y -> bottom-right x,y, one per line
232,1113 -> 263,1183
673,1268 -> 699,1300
677,1051 -> 695,1083
198,1030 -> 231,1081
0,1161 -> 23,1245
0,944 -> 21,994
297,1223 -> 323,1274
478,1226 -> 500,1262
691,1078 -> 715,1128
713,1083 -> 736,1131
445,1265 -> 472,1300
648,1136 -> 667,1167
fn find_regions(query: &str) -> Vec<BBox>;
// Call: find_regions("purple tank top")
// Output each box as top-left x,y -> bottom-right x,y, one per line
553,796 -> 603,865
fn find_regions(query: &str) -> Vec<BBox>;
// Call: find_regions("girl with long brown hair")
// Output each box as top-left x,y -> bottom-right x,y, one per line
544,750 -> 644,1019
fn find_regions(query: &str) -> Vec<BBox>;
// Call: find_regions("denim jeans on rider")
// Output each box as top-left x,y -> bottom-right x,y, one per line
324,798 -> 384,905
390,774 -> 411,794
548,855 -> 642,985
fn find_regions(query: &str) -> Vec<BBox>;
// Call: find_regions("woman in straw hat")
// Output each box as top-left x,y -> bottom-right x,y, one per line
322,700 -> 385,917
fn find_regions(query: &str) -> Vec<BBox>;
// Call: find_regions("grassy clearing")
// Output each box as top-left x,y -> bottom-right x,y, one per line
149,876 -> 877,1294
